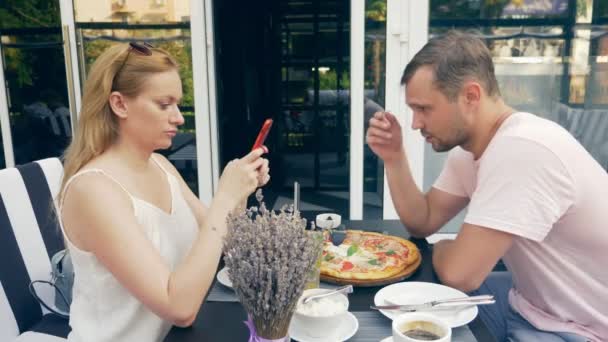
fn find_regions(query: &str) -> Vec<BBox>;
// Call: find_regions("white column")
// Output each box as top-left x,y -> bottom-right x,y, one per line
204,0 -> 220,192
190,0 -> 218,204
349,0 -> 365,219
0,44 -> 15,168
383,0 -> 428,219
59,0 -> 82,119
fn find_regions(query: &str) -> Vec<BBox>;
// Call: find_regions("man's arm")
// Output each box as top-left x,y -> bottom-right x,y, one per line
367,111 -> 468,237
385,155 -> 469,237
432,223 -> 515,292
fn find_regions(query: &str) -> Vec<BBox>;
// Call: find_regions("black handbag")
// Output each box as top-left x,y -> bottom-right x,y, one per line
29,249 -> 73,319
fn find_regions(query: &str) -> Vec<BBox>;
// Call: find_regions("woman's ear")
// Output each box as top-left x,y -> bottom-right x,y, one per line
108,91 -> 128,119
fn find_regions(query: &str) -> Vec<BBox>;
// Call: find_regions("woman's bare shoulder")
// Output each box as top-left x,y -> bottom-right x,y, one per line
152,153 -> 182,178
62,170 -> 132,213
61,168 -> 135,251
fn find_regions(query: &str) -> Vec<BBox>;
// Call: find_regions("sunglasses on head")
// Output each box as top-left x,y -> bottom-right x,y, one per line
128,41 -> 154,56
113,42 -> 154,86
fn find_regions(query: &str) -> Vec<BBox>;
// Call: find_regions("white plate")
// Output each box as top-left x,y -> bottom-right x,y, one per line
380,337 -> 392,342
216,267 -> 233,289
374,282 -> 478,328
289,312 -> 358,342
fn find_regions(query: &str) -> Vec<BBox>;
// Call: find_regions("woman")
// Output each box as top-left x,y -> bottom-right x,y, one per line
58,42 -> 269,341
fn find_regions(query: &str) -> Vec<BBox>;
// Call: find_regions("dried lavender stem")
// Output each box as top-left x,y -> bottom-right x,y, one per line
223,190 -> 323,339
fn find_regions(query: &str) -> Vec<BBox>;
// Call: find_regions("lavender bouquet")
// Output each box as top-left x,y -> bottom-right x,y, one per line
223,191 -> 323,340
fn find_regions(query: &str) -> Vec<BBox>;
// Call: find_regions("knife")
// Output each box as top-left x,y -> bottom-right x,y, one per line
371,295 -> 495,311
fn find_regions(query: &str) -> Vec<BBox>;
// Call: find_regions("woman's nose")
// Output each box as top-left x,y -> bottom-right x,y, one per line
172,106 -> 185,125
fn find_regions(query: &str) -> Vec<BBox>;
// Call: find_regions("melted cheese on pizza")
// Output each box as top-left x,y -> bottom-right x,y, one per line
323,242 -> 398,271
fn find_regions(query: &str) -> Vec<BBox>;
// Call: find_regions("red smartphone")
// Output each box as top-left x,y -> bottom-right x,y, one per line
252,118 -> 273,151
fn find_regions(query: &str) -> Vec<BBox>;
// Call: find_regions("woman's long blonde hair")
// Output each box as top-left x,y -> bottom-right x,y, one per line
59,43 -> 178,203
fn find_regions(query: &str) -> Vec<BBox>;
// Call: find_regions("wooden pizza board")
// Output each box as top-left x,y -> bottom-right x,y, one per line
320,254 -> 422,287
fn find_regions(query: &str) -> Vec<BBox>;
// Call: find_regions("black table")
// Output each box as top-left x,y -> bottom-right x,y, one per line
165,219 -> 496,342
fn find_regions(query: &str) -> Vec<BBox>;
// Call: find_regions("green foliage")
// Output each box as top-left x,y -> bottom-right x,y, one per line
0,1 -> 63,98
314,69 -> 350,90
366,0 -> 386,22
0,0 -> 60,28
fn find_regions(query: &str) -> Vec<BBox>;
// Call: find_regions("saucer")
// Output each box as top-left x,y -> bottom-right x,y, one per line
216,267 -> 233,289
289,311 -> 358,342
380,337 -> 393,342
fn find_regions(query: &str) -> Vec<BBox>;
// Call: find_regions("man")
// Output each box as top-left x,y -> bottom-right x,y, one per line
366,31 -> 607,341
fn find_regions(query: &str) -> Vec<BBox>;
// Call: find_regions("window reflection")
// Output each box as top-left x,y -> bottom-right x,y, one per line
0,1 -> 71,165
74,1 -> 190,24
73,0 -> 198,194
0,130 -> 4,169
426,0 -> 608,233
594,1 -> 608,19
430,0 -> 569,20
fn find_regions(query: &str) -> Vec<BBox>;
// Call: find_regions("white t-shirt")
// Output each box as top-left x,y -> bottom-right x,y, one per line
434,112 -> 608,341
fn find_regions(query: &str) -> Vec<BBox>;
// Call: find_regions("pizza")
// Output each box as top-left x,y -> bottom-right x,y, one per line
320,230 -> 420,281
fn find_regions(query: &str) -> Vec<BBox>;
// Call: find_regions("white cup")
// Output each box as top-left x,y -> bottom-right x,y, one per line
392,313 -> 451,342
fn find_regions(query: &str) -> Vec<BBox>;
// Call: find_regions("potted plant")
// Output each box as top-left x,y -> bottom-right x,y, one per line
224,191 -> 323,341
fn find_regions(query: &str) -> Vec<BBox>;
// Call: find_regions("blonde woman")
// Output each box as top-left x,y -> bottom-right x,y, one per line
58,42 -> 270,341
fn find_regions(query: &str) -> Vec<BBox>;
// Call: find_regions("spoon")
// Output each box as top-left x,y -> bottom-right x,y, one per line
301,285 -> 354,304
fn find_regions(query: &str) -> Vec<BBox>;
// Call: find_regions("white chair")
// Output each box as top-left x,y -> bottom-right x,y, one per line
0,158 -> 69,341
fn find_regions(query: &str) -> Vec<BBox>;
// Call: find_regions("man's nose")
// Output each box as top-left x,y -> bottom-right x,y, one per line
411,111 -> 423,130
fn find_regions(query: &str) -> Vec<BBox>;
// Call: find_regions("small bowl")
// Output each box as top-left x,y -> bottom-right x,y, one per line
293,288 -> 349,337
392,312 -> 451,342
315,213 -> 341,229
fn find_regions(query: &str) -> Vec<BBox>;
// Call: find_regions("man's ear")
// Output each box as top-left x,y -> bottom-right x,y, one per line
461,81 -> 482,112
108,91 -> 128,119
462,81 -> 481,105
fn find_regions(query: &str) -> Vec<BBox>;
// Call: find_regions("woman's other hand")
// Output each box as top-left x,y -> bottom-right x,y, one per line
256,153 -> 270,187
215,147 -> 268,208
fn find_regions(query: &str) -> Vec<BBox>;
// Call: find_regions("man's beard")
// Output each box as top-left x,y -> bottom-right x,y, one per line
427,127 -> 468,152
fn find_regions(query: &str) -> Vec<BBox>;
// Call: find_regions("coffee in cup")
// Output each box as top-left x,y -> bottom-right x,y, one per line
392,313 -> 451,342
400,321 -> 442,340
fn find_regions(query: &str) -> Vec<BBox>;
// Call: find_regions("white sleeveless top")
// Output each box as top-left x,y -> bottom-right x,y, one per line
58,157 -> 199,342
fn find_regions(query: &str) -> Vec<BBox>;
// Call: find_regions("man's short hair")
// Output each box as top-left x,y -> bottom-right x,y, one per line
401,30 -> 500,100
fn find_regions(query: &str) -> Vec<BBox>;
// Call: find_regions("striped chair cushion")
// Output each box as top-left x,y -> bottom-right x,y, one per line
0,158 -> 69,340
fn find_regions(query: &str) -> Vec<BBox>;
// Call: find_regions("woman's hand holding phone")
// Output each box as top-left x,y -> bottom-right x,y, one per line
215,119 -> 273,208
252,119 -> 273,152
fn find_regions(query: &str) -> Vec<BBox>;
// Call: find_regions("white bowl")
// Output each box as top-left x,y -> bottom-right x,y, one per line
292,288 -> 349,337
315,213 -> 341,229
392,312 -> 452,342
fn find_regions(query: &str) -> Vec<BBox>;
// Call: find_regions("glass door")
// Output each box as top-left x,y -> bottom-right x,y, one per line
0,1 -> 73,166
213,0 -> 353,216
